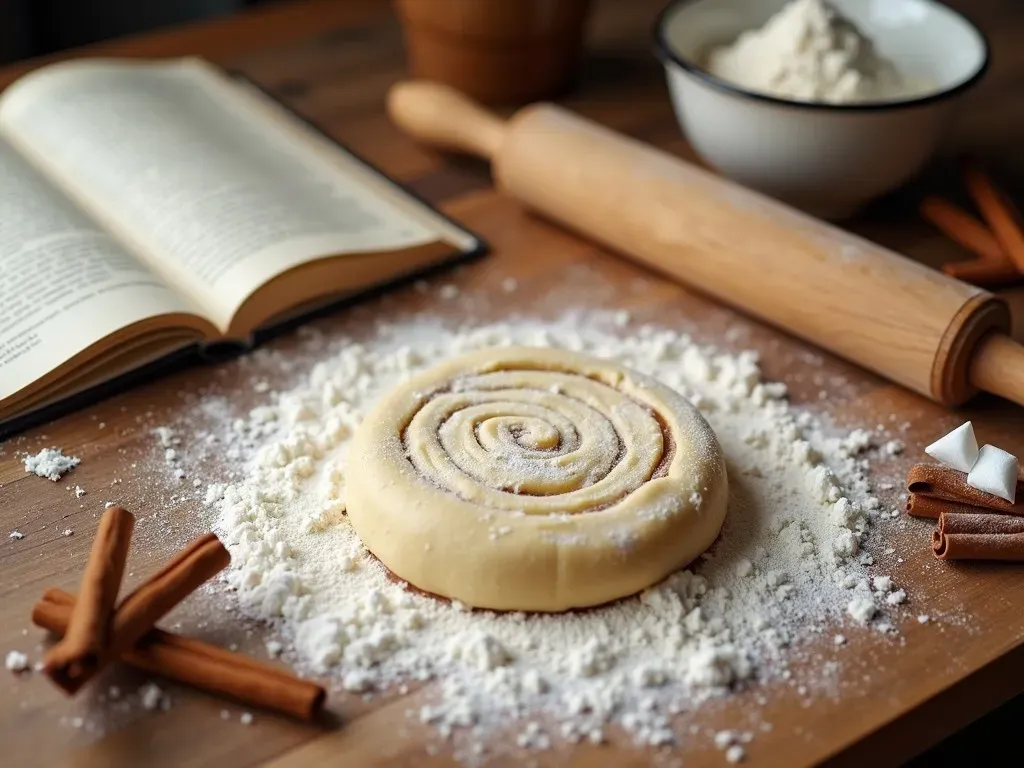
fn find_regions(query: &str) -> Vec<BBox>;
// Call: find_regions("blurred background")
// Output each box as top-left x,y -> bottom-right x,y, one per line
0,0 -> 287,63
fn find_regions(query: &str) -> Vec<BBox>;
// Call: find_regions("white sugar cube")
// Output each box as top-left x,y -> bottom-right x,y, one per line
967,445 -> 1019,503
925,422 -> 979,473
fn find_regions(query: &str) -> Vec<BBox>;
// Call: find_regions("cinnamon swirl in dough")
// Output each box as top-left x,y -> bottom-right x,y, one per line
346,347 -> 728,612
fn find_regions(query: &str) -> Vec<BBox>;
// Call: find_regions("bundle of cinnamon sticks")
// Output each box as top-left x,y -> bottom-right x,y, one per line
920,160 -> 1024,288
35,506 -> 325,720
906,463 -> 1024,561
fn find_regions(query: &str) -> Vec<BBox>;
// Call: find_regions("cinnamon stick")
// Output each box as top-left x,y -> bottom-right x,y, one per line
920,195 -> 1010,264
905,492 -> 988,520
932,510 -> 1024,561
43,507 -> 135,689
33,589 -> 326,720
906,463 -> 1024,516
941,257 -> 1022,288
51,532 -> 231,694
962,162 -> 1024,272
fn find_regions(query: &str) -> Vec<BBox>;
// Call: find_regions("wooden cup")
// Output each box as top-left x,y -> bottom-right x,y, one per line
394,0 -> 592,105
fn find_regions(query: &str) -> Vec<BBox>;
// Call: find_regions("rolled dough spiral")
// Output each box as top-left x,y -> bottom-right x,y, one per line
346,347 -> 728,612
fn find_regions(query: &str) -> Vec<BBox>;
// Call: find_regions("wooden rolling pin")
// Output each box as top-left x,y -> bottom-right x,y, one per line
387,81 -> 1024,409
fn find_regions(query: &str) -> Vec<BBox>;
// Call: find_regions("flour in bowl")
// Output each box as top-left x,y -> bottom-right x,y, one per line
705,0 -> 929,104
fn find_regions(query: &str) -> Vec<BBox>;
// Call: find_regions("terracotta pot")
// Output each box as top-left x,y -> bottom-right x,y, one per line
395,0 -> 592,105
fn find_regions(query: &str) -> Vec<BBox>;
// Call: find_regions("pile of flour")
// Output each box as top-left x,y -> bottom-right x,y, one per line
705,0 -> 928,104
199,309 -> 910,761
23,447 -> 80,481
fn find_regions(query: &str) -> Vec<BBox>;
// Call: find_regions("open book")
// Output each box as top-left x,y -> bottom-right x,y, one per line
0,57 -> 483,433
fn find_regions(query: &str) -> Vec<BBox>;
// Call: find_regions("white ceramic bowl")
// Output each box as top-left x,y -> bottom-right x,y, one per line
654,0 -> 989,219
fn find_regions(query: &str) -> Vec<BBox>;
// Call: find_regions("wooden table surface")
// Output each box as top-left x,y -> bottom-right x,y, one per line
4,1 -> 1024,766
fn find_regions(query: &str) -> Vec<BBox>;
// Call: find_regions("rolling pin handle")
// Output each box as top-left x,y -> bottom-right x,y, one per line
387,80 -> 507,161
969,333 -> 1024,408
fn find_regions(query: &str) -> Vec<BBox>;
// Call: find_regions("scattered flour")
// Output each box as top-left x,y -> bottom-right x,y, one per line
154,426 -> 187,481
23,448 -> 80,481
847,597 -> 876,625
883,440 -> 904,457
871,576 -> 892,594
139,683 -> 169,711
5,650 -> 29,672
714,730 -> 739,750
726,744 -> 747,764
202,311 -> 908,761
886,589 -> 907,606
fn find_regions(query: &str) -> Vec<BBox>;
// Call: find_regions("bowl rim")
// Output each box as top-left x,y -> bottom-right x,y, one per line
652,0 -> 991,112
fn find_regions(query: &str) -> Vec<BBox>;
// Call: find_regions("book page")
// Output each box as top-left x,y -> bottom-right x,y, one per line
0,140 -> 203,402
0,59 -> 468,333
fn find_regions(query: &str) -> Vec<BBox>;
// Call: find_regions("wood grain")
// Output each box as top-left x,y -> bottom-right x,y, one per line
3,1 -> 1024,767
